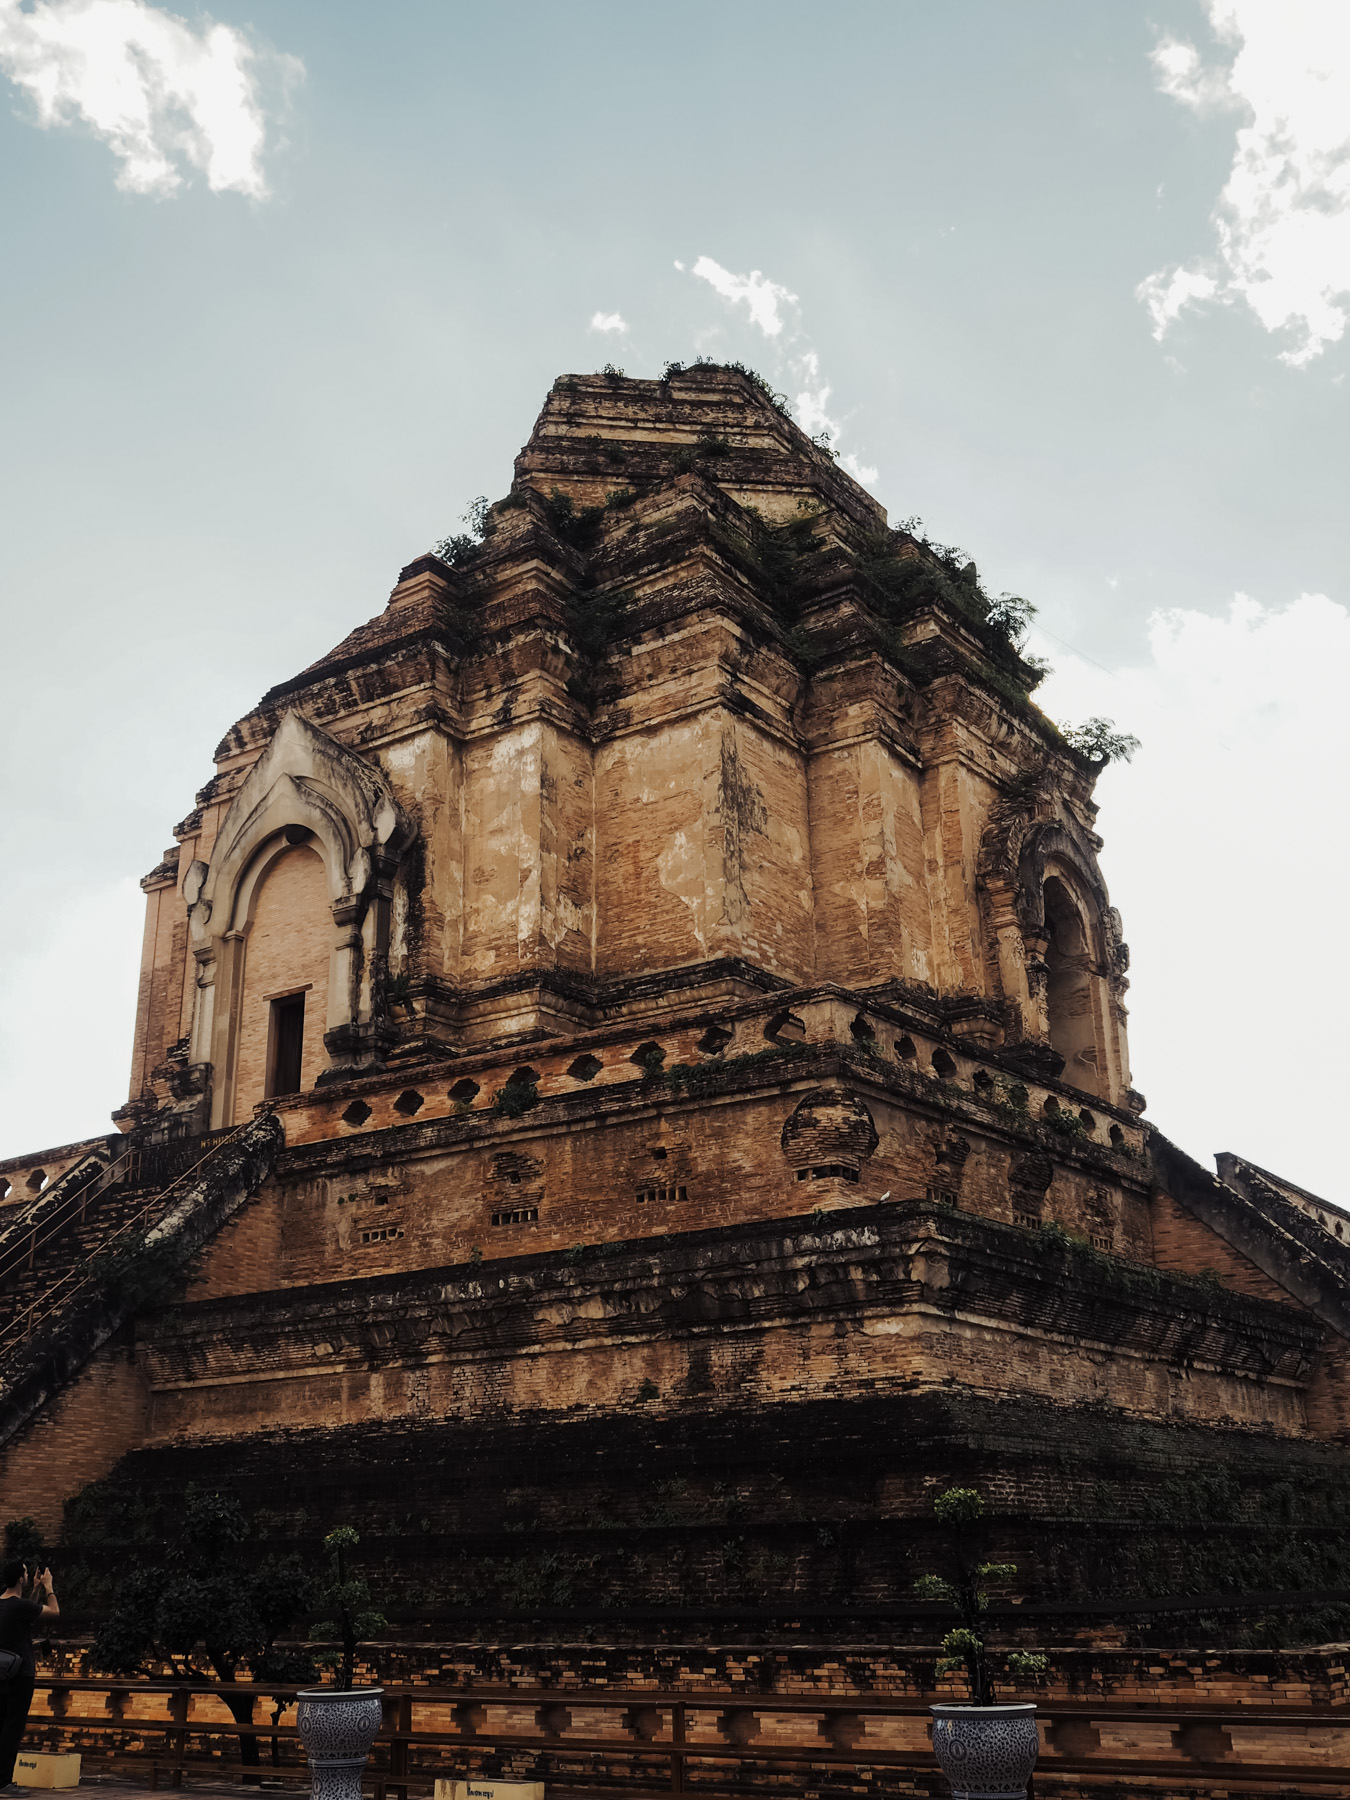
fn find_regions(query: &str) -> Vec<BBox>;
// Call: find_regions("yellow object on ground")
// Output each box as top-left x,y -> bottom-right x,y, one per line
14,1752 -> 81,1788
434,1782 -> 544,1800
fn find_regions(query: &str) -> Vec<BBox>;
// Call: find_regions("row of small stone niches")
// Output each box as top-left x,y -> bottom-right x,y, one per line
275,994 -> 1145,1162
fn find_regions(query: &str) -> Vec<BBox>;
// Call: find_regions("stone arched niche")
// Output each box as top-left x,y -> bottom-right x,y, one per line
979,792 -> 1131,1103
186,711 -> 414,1126
232,843 -> 331,1106
781,1087 -> 879,1177
1042,874 -> 1101,1092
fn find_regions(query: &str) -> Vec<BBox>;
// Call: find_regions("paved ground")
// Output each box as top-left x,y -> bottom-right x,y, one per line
41,1784 -> 307,1800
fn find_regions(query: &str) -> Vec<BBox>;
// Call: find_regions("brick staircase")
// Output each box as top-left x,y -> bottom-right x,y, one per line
0,1128 -> 242,1347
0,1182 -> 158,1336
0,1112 -> 284,1450
0,1148 -> 114,1271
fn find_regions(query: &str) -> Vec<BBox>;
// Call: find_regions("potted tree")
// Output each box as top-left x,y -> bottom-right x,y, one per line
916,1487 -> 1046,1799
296,1527 -> 388,1800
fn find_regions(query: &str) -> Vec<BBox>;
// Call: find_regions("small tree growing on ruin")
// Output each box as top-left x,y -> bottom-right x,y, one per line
1060,717 -> 1140,765
914,1487 -> 1048,1704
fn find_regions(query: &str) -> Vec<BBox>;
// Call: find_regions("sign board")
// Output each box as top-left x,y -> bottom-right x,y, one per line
434,1782 -> 544,1800
15,1753 -> 81,1789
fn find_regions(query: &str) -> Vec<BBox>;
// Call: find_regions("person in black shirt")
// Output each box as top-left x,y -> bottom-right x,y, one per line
0,1559 -> 59,1795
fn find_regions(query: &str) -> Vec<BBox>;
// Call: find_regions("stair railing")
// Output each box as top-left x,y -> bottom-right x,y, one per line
0,1148 -> 139,1291
0,1117 -> 267,1364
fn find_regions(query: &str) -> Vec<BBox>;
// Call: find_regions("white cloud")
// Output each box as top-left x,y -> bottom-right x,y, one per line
1151,29 -> 1235,112
792,351 -> 879,486
793,358 -> 834,439
1033,591 -> 1350,1197
589,310 -> 627,334
1137,266 -> 1221,341
1140,2 -> 1350,364
691,254 -> 797,338
683,257 -> 879,485
0,0 -> 299,197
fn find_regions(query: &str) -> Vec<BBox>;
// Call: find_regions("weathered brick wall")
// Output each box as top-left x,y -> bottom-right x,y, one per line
0,1342 -> 149,1535
917,743 -> 986,997
187,1056 -> 1156,1299
141,1285 -> 1310,1452
1151,1188 -> 1292,1302
10,1186 -> 1326,1555
149,1202 -> 1317,1453
1306,1335 -> 1350,1438
124,783 -> 236,1117
5,1043 -> 1337,1558
52,1372 -> 1350,1639
808,733 -> 931,988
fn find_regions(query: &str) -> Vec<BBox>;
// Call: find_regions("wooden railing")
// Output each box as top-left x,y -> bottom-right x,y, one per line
22,1675 -> 1350,1797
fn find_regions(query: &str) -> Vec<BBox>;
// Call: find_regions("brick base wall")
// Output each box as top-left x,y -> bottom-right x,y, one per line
0,1339 -> 149,1535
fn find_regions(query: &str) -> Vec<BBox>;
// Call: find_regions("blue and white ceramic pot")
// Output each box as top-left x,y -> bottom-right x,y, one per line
296,1686 -> 384,1800
930,1703 -> 1039,1799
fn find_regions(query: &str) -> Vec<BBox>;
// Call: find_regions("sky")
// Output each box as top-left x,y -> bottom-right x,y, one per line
1,0 -> 1348,1199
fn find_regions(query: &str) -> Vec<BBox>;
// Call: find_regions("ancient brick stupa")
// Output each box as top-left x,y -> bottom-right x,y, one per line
3,365 -> 1349,1648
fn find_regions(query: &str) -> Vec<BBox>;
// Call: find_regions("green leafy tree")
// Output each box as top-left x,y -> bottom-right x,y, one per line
983,593 -> 1037,648
1060,717 -> 1140,765
310,1527 -> 386,1691
913,1487 -> 1048,1704
433,496 -> 491,566
90,1489 -> 315,1767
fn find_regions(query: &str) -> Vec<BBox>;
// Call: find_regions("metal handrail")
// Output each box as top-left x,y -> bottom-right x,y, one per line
0,1149 -> 132,1290
0,1119 -> 259,1361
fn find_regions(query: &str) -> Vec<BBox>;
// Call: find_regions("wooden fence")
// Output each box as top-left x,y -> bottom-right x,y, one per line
22,1675 -> 1350,1798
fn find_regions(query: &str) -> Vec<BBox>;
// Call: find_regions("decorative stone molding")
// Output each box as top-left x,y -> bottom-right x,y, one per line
1001,1041 -> 1067,1082
980,783 -> 1111,949
935,1133 -> 972,1184
186,712 -> 414,1125
977,764 -> 1130,1101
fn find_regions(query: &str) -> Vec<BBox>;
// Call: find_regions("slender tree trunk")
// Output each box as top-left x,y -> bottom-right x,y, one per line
216,1676 -> 262,1778
956,1564 -> 993,1705
338,1541 -> 355,1690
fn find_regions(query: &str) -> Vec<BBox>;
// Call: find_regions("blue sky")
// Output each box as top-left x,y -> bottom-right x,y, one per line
2,1 -> 1348,1199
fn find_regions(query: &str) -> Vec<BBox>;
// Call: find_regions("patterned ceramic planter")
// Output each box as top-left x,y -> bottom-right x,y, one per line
296,1686 -> 384,1800
930,1703 -> 1039,1799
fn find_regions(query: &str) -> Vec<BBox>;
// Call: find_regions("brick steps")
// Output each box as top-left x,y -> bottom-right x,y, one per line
0,1188 -> 167,1328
